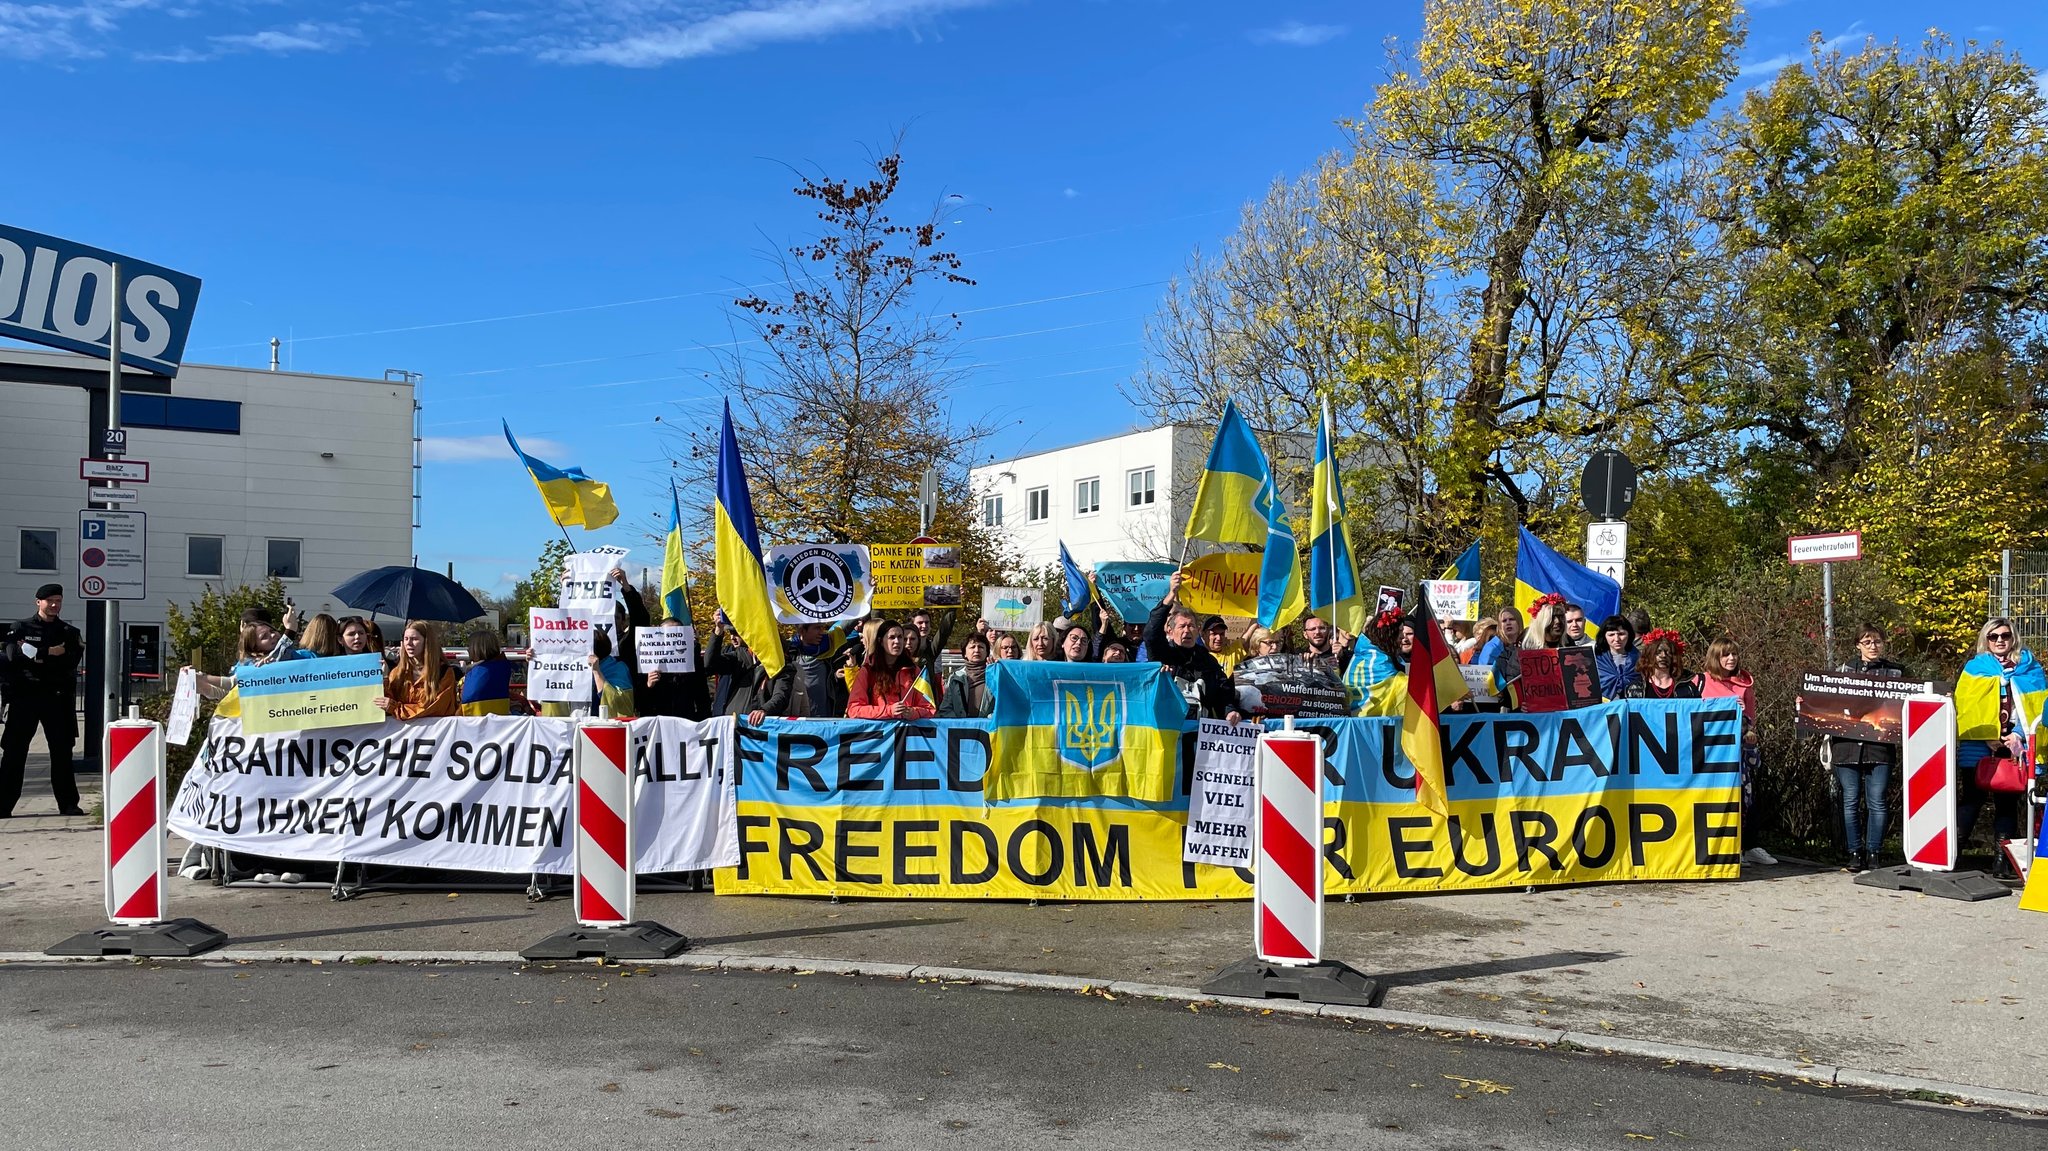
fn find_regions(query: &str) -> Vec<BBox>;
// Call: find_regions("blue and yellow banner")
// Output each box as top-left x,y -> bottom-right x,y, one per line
236,654 -> 385,735
1308,400 -> 1365,636
984,660 -> 1187,802
661,481 -> 690,624
714,699 -> 1745,899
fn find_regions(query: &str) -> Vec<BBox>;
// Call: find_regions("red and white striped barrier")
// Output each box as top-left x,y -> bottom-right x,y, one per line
1902,695 -> 1957,872
104,715 -> 166,924
573,717 -> 636,927
1254,730 -> 1324,965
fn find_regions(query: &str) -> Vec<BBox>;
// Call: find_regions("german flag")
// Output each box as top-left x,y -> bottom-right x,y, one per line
1402,588 -> 1469,817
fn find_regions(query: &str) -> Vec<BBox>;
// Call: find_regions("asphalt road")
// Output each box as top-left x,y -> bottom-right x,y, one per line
1,963 -> 2037,1150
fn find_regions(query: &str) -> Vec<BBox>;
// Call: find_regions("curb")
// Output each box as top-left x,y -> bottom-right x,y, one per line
4,947 -> 2042,1115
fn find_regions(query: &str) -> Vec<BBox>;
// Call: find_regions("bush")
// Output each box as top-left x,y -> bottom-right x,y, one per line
138,687 -> 215,799
164,578 -> 290,675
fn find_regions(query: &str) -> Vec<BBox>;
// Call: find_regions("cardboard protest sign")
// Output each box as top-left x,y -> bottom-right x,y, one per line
638,625 -> 698,673
869,543 -> 962,610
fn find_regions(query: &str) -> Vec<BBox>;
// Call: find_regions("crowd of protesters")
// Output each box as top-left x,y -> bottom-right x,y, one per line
12,558 -> 2040,878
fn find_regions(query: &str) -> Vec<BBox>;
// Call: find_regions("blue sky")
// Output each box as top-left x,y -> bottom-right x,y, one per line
5,1 -> 2042,595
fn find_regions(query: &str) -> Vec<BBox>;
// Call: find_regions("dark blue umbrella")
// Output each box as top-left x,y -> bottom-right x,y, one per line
332,565 -> 487,623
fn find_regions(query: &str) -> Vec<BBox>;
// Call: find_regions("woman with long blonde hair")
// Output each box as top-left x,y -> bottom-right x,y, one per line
377,620 -> 459,719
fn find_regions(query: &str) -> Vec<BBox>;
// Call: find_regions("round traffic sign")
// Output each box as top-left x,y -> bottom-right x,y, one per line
81,575 -> 106,596
1580,449 -> 1638,521
82,547 -> 107,568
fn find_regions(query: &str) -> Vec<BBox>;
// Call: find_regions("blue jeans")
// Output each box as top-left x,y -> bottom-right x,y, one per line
1835,760 -> 1891,856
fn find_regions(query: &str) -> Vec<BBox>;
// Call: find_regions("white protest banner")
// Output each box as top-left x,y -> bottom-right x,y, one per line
1184,718 -> 1261,867
1461,664 -> 1499,705
527,655 -> 591,705
165,666 -> 201,746
1426,579 -> 1481,623
637,625 -> 698,673
529,607 -> 597,657
561,547 -> 629,642
166,715 -> 738,875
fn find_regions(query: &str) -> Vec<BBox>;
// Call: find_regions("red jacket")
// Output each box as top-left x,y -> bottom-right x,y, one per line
846,663 -> 936,720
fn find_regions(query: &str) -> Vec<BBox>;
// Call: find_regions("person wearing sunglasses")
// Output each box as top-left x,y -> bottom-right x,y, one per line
1824,627 -> 1908,872
1954,617 -> 2046,879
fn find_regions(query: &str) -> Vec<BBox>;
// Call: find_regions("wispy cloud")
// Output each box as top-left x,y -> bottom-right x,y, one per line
0,0 -> 154,61
546,0 -> 992,68
1248,20 -> 1346,48
1737,25 -> 1865,79
213,21 -> 356,54
422,434 -> 566,462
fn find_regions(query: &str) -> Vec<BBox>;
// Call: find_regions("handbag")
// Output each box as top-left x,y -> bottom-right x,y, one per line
1974,746 -> 2029,792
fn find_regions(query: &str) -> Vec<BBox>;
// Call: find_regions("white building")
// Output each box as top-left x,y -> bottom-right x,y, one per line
970,423 -> 1314,573
1,347 -> 416,670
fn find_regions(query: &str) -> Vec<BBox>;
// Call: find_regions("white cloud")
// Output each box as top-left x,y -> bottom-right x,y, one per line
212,21 -> 357,54
422,434 -> 567,462
546,0 -> 991,68
1737,25 -> 1864,79
0,0 -> 155,61
1062,187 -> 1079,199
1248,20 -> 1346,48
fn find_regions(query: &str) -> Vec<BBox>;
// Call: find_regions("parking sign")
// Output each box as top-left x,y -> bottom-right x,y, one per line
78,509 -> 146,601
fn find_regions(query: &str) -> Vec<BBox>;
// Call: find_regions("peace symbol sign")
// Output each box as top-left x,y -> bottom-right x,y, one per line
782,548 -> 855,620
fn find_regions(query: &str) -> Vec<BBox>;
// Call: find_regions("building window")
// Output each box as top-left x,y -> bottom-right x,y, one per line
1027,486 -> 1050,523
266,538 -> 302,580
980,495 -> 1003,528
121,395 -> 242,435
18,529 -> 58,572
1128,467 -> 1156,508
187,536 -> 224,578
1075,477 -> 1101,516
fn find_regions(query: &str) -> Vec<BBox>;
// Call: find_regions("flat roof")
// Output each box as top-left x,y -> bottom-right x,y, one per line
0,344 -> 408,389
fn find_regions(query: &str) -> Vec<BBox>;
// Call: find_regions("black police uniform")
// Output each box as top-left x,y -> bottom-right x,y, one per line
1,603 -> 85,816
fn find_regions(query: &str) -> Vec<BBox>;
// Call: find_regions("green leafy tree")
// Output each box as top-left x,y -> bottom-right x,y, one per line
164,577 -> 290,676
507,539 -> 572,627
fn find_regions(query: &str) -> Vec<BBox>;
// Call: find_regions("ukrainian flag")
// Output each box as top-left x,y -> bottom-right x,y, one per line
1441,540 -> 1480,583
1513,525 -> 1619,631
714,402 -> 784,679
1060,541 -> 1093,617
1956,650 -> 2048,742
985,660 -> 1185,802
502,420 -> 619,529
1308,399 -> 1364,636
662,481 -> 691,624
1183,400 -> 1305,629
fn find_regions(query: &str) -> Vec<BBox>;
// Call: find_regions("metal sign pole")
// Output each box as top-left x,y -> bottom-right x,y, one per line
102,263 -> 123,752
1822,560 -> 1834,668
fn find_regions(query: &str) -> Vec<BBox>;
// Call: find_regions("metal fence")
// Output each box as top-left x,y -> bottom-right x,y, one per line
1989,550 -> 2048,651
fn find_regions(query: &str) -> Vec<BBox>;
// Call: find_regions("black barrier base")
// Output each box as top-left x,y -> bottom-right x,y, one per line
1855,865 -> 2010,902
47,918 -> 229,958
1200,957 -> 1381,1007
521,921 -> 689,961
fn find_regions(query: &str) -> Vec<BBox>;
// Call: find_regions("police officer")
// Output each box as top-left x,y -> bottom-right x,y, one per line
1,584 -> 86,817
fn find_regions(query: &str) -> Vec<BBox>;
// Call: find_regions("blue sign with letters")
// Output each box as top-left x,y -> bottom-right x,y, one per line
0,224 -> 203,376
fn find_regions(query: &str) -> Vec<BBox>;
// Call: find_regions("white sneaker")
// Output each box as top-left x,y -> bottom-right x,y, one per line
253,871 -> 281,883
1742,847 -> 1778,866
280,871 -> 306,884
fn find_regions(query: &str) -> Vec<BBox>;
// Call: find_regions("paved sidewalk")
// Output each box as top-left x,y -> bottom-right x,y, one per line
3,818 -> 2041,1099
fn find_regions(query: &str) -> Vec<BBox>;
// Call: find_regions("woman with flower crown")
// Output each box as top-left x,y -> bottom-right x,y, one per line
1626,628 -> 1702,699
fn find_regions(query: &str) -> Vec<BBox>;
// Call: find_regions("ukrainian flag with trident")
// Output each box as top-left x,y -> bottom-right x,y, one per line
983,661 -> 1188,801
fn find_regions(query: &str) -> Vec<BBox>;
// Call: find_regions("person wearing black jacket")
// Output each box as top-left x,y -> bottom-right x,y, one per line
1145,575 -> 1241,721
751,622 -> 849,722
1829,627 -> 1909,872
703,613 -> 766,718
906,608 -> 955,703
1,584 -> 85,817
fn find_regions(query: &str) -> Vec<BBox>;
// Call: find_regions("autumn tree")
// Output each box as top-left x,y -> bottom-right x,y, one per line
1129,0 -> 1745,572
667,147 -> 1017,608
1715,34 -> 2048,653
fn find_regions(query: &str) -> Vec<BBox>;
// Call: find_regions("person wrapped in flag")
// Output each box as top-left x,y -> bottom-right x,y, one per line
846,618 -> 936,720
